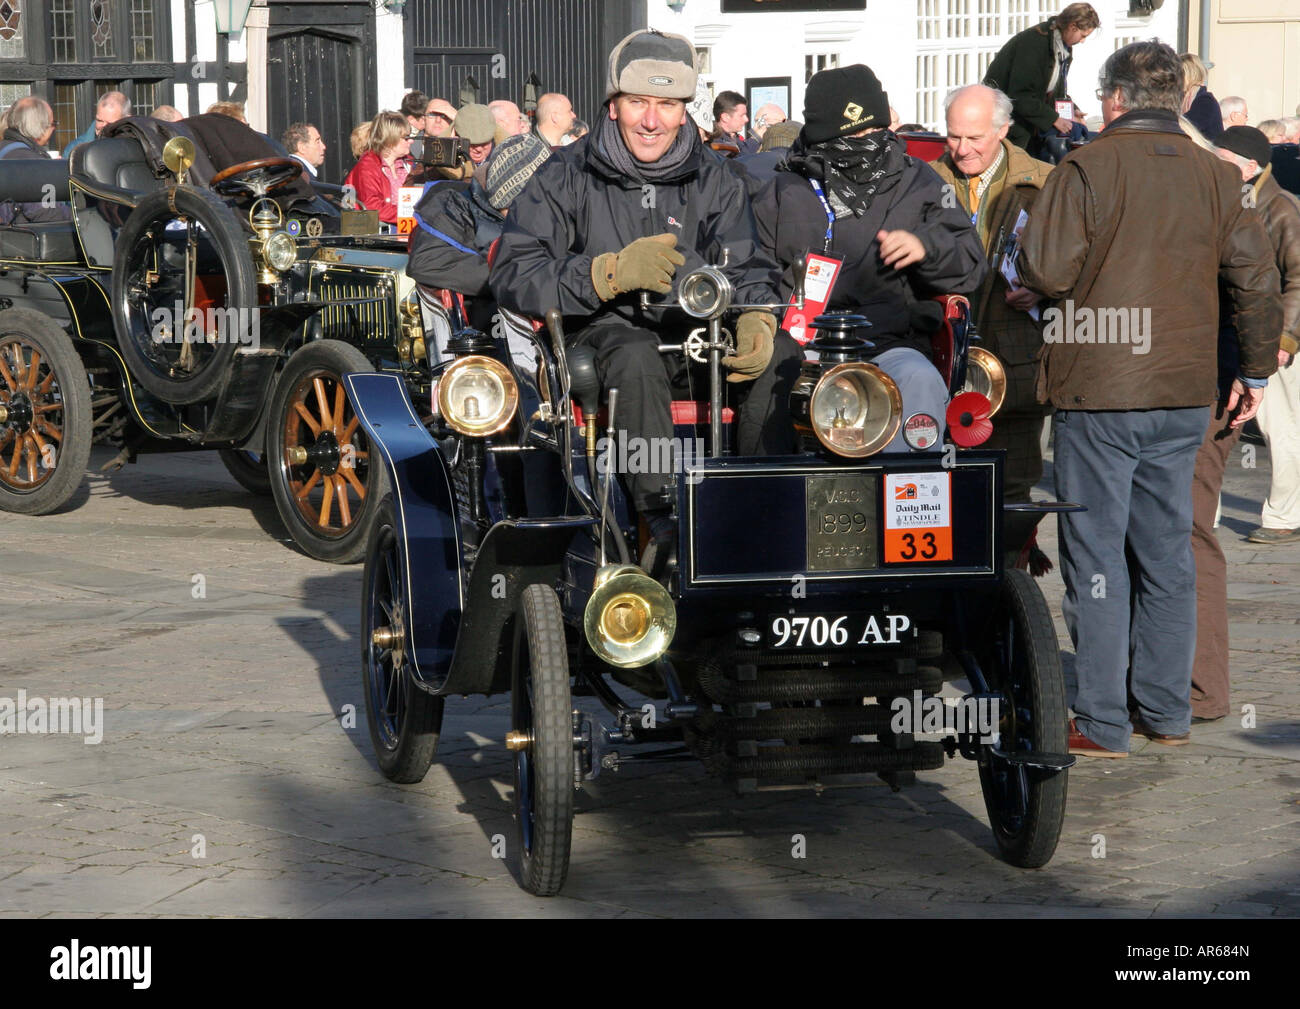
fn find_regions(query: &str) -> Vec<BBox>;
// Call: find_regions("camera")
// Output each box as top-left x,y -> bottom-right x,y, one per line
409,135 -> 470,168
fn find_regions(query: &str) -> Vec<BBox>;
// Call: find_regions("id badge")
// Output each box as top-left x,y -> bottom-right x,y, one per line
1054,100 -> 1073,120
782,251 -> 843,344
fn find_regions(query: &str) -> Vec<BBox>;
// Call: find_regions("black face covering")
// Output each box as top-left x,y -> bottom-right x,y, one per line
783,131 -> 905,218
592,108 -> 699,185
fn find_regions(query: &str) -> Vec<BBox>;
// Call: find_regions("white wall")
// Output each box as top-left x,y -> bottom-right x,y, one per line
647,1 -> 1183,133
375,7 -> 407,111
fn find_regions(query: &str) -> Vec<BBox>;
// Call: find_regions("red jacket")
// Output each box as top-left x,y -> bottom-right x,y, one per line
344,150 -> 411,224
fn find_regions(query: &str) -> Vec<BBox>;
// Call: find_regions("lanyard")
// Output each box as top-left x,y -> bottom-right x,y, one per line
807,178 -> 835,251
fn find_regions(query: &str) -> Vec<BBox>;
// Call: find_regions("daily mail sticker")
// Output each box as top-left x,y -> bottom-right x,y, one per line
884,471 -> 953,562
1055,100 -> 1073,120
397,186 -> 423,235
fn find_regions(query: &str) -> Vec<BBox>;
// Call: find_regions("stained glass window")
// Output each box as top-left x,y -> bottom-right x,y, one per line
0,0 -> 23,59
92,0 -> 115,59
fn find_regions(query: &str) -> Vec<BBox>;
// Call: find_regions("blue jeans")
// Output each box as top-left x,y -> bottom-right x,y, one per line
1053,407 -> 1209,750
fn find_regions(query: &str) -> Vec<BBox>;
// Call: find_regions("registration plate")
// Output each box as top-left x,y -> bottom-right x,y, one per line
768,611 -> 913,649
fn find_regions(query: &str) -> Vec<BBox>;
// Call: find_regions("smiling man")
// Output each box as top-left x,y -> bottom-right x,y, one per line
492,28 -> 800,576
929,84 -> 1053,561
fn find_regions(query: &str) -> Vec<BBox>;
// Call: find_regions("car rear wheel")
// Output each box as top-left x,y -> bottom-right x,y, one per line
267,339 -> 387,563
218,448 -> 272,496
977,568 -> 1069,868
511,583 -> 574,896
0,308 -> 92,515
111,186 -> 257,405
362,493 -> 443,783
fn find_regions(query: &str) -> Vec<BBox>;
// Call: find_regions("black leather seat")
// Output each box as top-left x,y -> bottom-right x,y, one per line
0,222 -> 81,262
0,159 -> 79,261
73,136 -> 162,196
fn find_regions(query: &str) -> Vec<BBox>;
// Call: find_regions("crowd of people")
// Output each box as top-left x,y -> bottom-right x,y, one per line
0,5 -> 1295,761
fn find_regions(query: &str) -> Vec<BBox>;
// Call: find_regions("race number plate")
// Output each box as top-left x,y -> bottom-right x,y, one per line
883,471 -> 953,563
767,611 -> 912,649
805,473 -> 878,571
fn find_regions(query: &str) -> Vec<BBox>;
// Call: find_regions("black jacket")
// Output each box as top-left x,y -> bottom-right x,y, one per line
0,129 -> 72,224
407,179 -> 503,296
1272,144 -> 1300,198
752,145 -> 987,356
490,129 -> 780,335
1185,86 -> 1223,142
984,20 -> 1071,150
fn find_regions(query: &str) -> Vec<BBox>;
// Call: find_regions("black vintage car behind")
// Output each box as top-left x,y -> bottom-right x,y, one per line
0,115 -> 435,562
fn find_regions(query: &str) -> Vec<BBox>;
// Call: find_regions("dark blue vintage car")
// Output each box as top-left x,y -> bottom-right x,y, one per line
347,263 -> 1077,896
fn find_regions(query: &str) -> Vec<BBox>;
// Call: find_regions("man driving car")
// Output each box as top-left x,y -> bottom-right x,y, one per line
491,29 -> 801,572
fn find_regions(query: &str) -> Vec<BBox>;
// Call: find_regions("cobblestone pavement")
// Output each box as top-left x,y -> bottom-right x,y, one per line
1,442 -> 1296,918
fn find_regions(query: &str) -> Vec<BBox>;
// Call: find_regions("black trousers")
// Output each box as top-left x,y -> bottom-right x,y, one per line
580,320 -> 803,511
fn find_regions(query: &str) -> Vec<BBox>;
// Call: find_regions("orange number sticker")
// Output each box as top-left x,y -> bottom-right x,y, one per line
883,472 -> 953,563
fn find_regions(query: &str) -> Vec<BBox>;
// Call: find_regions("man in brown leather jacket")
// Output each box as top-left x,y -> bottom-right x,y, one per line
1018,41 -> 1282,757
931,83 -> 1053,565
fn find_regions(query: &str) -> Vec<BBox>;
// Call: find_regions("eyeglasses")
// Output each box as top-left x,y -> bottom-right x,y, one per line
1095,89 -> 1108,101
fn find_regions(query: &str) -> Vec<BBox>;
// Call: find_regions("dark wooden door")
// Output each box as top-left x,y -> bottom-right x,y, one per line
267,3 -> 376,184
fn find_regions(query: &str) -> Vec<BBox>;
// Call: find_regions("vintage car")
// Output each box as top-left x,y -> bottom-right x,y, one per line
346,252 -> 1079,896
0,117 -> 429,561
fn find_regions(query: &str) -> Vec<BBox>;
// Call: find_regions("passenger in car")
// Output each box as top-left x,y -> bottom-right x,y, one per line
0,97 -> 72,225
407,133 -> 552,333
753,64 -> 987,451
344,111 -> 413,225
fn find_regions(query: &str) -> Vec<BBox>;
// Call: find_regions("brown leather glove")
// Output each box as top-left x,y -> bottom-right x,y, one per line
724,312 -> 777,383
591,233 -> 686,301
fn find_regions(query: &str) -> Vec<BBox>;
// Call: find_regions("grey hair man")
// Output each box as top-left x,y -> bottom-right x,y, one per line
533,92 -> 576,148
488,99 -> 528,140
0,96 -> 72,224
1018,41 -> 1281,756
65,90 -> 129,156
282,121 -> 327,178
150,105 -> 182,123
1219,95 -> 1249,130
930,84 -> 1054,543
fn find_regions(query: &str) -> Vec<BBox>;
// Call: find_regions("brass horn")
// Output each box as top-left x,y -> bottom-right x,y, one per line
582,564 -> 677,669
961,346 -> 1007,416
162,136 -> 196,186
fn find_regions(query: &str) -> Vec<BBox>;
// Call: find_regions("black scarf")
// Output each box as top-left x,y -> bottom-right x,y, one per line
592,109 -> 698,185
783,132 -> 903,218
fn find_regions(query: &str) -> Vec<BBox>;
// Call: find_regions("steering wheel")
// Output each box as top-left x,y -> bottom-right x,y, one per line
211,157 -> 303,198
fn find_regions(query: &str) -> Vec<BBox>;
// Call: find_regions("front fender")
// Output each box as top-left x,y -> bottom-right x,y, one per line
345,372 -> 463,690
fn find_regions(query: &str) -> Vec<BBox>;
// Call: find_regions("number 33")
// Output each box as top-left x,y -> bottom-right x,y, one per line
900,531 -> 938,560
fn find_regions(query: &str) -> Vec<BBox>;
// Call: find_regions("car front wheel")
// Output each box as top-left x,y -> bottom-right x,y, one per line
267,339 -> 387,563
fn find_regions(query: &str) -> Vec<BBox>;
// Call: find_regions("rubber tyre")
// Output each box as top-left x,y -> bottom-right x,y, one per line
361,494 -> 443,782
0,308 -> 92,515
267,339 -> 387,563
511,583 -> 574,896
218,448 -> 272,496
111,186 -> 256,405
977,568 -> 1069,868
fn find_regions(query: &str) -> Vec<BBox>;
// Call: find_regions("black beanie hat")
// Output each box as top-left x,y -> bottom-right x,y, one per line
801,64 -> 891,145
1217,126 -> 1273,173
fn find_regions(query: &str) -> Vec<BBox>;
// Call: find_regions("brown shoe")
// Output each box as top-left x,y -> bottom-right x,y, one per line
1131,716 -> 1190,746
1068,718 -> 1128,758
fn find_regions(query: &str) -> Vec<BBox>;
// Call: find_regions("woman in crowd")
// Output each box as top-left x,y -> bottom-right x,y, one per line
983,2 -> 1098,156
1180,53 -> 1223,141
344,111 -> 412,225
